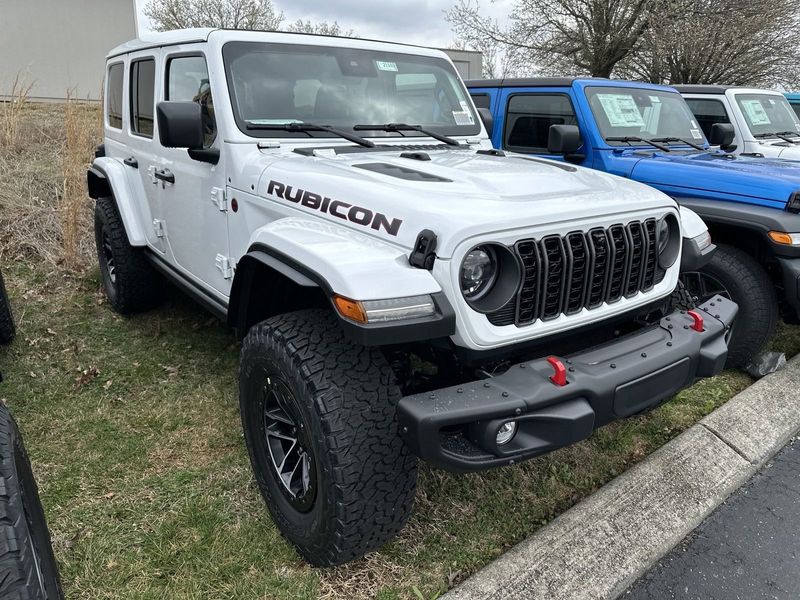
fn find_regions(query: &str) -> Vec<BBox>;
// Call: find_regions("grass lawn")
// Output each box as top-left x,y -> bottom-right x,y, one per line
1,103 -> 798,599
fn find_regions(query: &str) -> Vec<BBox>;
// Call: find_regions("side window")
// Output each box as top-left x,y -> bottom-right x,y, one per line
791,103 -> 800,120
130,59 -> 156,138
504,94 -> 577,153
684,98 -> 730,140
471,93 -> 491,110
167,55 -> 216,147
106,63 -> 124,129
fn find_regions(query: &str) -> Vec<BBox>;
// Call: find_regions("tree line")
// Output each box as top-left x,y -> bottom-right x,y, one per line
447,0 -> 800,87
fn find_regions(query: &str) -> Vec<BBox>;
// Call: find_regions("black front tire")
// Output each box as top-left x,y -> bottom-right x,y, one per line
94,197 -> 162,314
0,405 -> 63,599
681,244 -> 777,368
0,270 -> 15,345
239,310 -> 417,566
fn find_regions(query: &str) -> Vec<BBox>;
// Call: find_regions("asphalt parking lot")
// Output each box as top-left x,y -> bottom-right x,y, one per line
626,437 -> 800,600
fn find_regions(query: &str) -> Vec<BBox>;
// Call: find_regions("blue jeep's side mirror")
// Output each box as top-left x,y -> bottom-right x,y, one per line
709,122 -> 736,152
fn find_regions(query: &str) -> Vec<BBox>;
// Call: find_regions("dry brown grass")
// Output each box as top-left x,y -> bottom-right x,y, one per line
0,73 -> 34,148
0,99 -> 100,269
62,92 -> 100,270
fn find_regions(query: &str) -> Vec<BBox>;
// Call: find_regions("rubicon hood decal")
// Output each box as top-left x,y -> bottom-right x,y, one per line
267,180 -> 403,236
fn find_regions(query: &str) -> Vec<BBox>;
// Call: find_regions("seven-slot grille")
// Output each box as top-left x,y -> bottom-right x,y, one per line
487,218 -> 665,327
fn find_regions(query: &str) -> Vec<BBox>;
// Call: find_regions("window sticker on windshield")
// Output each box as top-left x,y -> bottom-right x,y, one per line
597,94 -> 645,127
691,119 -> 698,129
741,99 -> 771,125
453,110 -> 474,126
691,129 -> 703,139
649,96 -> 661,103
376,61 -> 398,72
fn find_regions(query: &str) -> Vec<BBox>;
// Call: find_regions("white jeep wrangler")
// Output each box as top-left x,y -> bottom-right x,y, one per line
678,85 -> 800,158
88,28 -> 736,566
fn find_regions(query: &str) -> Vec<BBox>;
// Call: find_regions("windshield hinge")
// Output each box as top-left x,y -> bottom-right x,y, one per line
211,187 -> 226,211
215,254 -> 234,280
409,229 -> 438,270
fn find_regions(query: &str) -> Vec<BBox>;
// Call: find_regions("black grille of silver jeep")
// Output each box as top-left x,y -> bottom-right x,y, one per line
488,219 -> 665,327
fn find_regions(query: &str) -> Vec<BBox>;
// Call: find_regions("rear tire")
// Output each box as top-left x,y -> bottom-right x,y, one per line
0,404 -> 63,599
681,244 -> 777,368
94,197 -> 162,314
239,310 -> 417,566
0,270 -> 15,345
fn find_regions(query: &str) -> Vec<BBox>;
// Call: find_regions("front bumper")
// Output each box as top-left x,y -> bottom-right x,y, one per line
397,296 -> 737,472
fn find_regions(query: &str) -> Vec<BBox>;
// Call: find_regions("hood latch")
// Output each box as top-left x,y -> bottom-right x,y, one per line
409,229 -> 438,271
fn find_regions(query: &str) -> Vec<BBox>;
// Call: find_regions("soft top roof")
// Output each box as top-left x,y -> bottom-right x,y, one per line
107,28 -> 449,60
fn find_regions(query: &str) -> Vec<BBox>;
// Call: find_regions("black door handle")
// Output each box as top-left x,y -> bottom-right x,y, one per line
123,156 -> 138,169
154,168 -> 175,184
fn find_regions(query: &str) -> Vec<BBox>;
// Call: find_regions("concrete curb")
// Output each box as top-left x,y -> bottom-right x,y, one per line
444,355 -> 800,600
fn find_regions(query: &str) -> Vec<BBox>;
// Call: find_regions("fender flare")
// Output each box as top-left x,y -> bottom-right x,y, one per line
674,197 -> 800,258
228,245 -> 455,345
87,160 -> 149,246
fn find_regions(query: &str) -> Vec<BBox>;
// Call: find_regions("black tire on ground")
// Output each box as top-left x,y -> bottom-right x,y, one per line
681,244 -> 778,368
239,309 -> 418,566
0,270 -> 15,345
94,197 -> 162,314
0,404 -> 63,599
669,280 -> 696,312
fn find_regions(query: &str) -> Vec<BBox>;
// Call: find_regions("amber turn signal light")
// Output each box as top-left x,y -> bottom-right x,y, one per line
333,295 -> 368,324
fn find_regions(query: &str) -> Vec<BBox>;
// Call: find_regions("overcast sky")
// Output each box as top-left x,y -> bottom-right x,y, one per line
134,0 -> 513,48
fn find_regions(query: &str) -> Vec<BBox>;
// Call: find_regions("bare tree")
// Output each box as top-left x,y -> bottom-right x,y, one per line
144,0 -> 284,31
449,8 -> 531,78
620,0 -> 800,87
287,19 -> 355,37
446,0 -> 651,78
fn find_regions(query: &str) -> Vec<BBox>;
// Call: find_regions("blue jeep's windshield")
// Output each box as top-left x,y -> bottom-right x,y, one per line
222,41 -> 480,139
586,86 -> 706,148
733,93 -> 800,139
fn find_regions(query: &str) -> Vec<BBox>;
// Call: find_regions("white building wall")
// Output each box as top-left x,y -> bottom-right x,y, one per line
0,0 -> 138,101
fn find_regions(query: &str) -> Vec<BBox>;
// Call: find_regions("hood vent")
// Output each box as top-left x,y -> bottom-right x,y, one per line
354,163 -> 452,182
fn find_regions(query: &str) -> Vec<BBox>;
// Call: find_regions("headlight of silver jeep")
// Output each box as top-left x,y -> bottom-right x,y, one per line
657,214 -> 681,269
460,243 -> 522,313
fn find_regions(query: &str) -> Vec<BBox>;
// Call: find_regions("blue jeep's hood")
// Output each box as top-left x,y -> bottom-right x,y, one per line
627,150 -> 800,209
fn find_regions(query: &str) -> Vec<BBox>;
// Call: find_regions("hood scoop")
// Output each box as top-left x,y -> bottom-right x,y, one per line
354,162 -> 452,182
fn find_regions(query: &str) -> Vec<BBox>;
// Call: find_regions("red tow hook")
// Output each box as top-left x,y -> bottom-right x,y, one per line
547,356 -> 568,386
687,310 -> 705,332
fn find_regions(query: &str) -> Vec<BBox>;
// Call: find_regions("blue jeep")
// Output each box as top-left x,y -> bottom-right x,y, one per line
787,93 -> 800,119
467,77 -> 800,366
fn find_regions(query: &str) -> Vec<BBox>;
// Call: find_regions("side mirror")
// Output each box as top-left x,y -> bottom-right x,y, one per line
548,124 -> 582,157
157,101 -> 204,150
477,108 -> 494,136
709,122 -> 736,152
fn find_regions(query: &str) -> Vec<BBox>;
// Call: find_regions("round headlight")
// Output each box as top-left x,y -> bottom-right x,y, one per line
656,214 -> 681,269
461,246 -> 498,300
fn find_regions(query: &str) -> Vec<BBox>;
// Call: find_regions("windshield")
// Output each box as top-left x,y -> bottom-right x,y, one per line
222,42 -> 480,139
586,86 -> 706,147
734,93 -> 800,138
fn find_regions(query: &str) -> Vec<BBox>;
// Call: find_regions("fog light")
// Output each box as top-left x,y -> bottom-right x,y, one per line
496,421 -> 518,445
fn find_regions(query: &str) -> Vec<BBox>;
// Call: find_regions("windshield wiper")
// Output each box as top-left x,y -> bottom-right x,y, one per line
354,123 -> 462,146
754,131 -> 800,143
651,136 -> 706,151
245,121 -> 375,148
605,136 -> 671,152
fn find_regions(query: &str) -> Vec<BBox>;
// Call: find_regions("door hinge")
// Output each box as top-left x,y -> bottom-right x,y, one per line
211,187 -> 227,211
215,254 -> 234,280
153,219 -> 165,238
